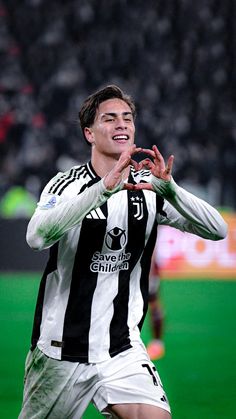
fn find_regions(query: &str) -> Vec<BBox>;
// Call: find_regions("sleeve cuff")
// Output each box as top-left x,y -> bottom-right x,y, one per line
151,175 -> 177,199
101,178 -> 124,197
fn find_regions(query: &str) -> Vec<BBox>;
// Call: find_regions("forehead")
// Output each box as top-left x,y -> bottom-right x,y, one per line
96,98 -> 132,115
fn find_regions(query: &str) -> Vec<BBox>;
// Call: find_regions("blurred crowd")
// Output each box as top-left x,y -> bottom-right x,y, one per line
0,0 -> 236,217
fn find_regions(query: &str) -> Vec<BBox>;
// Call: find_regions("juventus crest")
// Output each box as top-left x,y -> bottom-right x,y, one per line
131,196 -> 144,220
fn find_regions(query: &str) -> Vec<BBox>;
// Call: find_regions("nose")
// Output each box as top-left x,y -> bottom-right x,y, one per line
115,117 -> 127,130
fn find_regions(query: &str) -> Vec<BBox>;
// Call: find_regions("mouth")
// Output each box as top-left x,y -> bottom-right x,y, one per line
112,135 -> 129,142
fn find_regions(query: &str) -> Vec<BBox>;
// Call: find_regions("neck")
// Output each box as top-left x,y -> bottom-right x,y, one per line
91,149 -> 130,179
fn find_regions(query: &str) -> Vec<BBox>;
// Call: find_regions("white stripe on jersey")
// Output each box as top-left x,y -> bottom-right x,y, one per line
127,262 -> 144,342
37,226 -> 82,359
143,190 -> 158,246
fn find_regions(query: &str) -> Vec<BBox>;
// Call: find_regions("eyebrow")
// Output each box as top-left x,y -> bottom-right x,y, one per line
100,112 -> 133,118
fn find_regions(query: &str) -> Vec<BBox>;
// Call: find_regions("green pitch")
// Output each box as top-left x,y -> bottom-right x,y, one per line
0,274 -> 235,419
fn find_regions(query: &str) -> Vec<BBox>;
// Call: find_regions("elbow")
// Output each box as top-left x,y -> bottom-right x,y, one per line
26,230 -> 45,250
26,223 -> 46,250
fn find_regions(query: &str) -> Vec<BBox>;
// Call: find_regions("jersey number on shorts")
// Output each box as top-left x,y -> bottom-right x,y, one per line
142,363 -> 160,387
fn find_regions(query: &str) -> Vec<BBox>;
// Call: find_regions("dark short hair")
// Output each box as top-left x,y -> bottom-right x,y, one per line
78,84 -> 136,144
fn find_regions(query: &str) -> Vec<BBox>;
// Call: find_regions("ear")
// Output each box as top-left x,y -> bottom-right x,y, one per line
84,127 -> 94,145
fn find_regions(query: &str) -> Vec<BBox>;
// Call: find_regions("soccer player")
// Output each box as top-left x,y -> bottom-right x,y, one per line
19,85 -> 227,419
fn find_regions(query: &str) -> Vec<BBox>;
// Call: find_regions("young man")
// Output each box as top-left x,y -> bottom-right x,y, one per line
19,85 -> 227,419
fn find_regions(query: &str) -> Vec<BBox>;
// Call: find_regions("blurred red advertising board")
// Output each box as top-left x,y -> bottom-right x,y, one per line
154,212 -> 236,279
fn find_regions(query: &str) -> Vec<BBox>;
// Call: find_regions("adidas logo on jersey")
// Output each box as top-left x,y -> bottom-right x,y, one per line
86,208 -> 106,219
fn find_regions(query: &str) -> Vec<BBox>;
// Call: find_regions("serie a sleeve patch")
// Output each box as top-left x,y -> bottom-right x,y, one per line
37,193 -> 59,209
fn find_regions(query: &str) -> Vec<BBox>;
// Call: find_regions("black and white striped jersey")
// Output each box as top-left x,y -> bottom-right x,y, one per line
27,161 -> 227,363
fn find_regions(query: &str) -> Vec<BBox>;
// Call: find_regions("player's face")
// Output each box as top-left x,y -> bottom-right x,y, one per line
84,98 -> 135,158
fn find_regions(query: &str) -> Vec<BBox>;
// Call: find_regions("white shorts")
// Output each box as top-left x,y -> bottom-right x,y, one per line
19,343 -> 170,418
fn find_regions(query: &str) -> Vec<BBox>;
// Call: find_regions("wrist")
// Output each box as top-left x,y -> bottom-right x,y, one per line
102,177 -> 123,196
151,175 -> 176,198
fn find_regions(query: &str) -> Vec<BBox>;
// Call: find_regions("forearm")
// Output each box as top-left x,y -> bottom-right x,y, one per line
27,179 -> 116,250
152,176 -> 228,240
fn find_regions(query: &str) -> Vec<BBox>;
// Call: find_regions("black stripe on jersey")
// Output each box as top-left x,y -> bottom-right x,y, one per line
75,162 -> 101,194
109,187 -> 149,357
62,179 -> 107,362
48,166 -> 88,195
57,167 -> 87,195
48,168 -> 75,194
31,243 -> 59,350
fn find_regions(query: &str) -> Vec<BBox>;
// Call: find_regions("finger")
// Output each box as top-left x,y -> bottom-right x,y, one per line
132,183 -> 154,191
152,145 -> 164,163
130,159 -> 139,171
138,158 -> 154,171
134,146 -> 143,153
118,146 -> 144,172
117,156 -> 130,172
118,146 -> 134,166
119,145 -> 141,164
141,148 -> 156,159
123,183 -> 135,190
130,144 -> 143,155
166,155 -> 174,175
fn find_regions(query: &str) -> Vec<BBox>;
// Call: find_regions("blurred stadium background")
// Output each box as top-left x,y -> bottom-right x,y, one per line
0,0 -> 235,418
